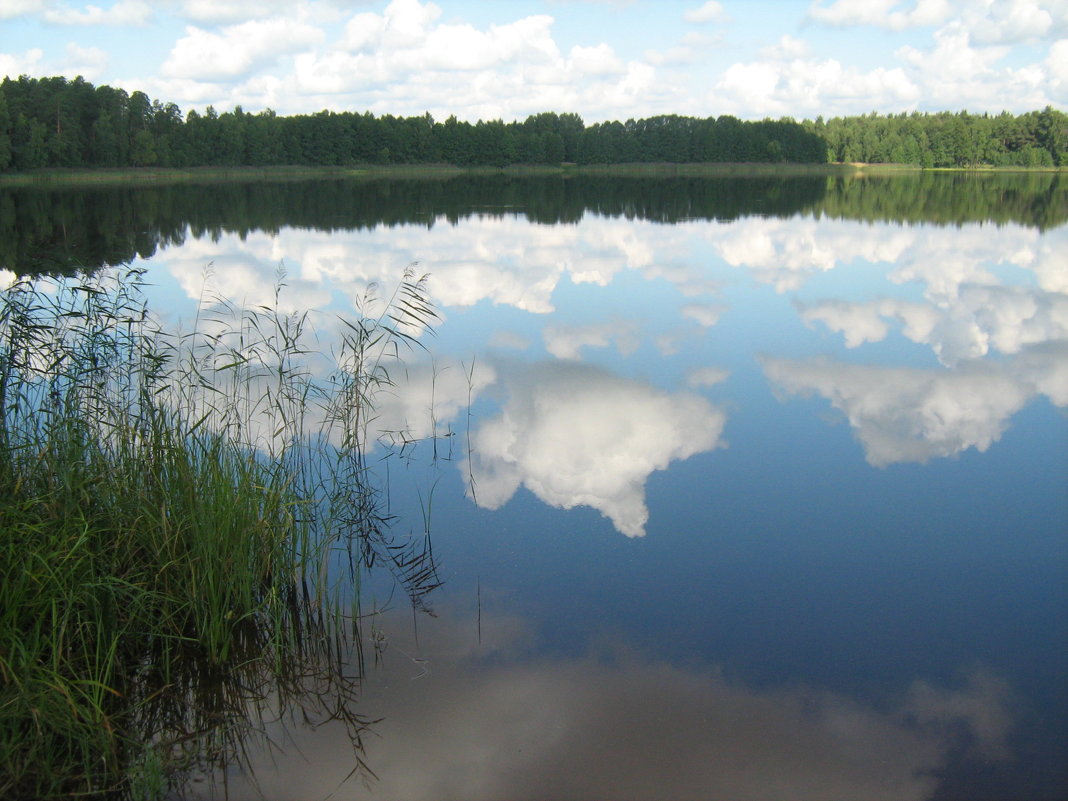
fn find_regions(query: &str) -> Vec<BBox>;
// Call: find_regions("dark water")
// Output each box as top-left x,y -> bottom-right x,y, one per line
4,172 -> 1066,800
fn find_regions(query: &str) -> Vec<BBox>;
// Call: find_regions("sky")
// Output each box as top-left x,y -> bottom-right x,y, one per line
1,0 -> 1066,124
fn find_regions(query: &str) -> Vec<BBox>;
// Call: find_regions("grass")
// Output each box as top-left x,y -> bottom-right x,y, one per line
4,161 -> 1063,188
0,264 -> 440,798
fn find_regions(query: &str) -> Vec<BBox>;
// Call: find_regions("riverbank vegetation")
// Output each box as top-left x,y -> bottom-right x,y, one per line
0,266 -> 439,798
3,75 -> 1065,173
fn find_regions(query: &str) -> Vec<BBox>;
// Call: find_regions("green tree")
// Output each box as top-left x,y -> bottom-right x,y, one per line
0,93 -> 12,171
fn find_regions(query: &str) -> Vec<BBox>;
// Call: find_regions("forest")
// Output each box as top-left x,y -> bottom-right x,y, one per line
0,75 -> 1065,172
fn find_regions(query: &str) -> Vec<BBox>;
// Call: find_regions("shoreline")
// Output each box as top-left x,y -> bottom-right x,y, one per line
1,162 -> 1063,187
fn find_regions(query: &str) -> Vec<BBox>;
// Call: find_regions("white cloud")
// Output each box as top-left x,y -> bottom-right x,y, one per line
268,1 -> 673,122
799,299 -> 898,348
802,284 -> 1068,366
0,48 -> 45,77
162,18 -> 324,81
43,0 -> 151,26
155,215 -> 661,327
713,54 -> 920,118
761,343 -> 1067,466
567,43 -> 626,77
645,44 -> 699,66
807,0 -> 955,30
489,330 -> 531,351
684,1 -> 726,24
60,41 -> 109,78
904,668 -> 1016,762
466,361 -> 727,537
228,606 -> 1015,801
958,0 -> 1067,45
760,34 -> 811,60
1031,233 -> 1068,293
681,302 -> 726,328
0,0 -> 47,20
782,2 -> 1067,113
543,319 -> 639,360
897,25 -> 1010,80
713,217 -> 913,293
894,23 -> 1054,109
686,365 -> 730,388
1046,38 -> 1068,99
177,0 -> 337,25
372,359 -> 498,446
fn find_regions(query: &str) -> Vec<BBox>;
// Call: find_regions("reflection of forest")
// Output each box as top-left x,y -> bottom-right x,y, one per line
817,171 -> 1068,231
2,171 -> 1064,276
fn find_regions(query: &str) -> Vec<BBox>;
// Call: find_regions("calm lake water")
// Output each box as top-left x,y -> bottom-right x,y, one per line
4,172 -> 1066,800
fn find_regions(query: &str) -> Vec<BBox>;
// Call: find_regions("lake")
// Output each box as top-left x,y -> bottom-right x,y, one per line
3,170 -> 1066,800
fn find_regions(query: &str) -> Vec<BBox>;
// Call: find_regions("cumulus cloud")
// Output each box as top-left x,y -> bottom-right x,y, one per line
684,1 -> 727,24
761,343 -> 1068,465
224,606 -> 1015,801
712,217 -> 912,292
894,22 -> 1054,109
60,42 -> 109,78
177,0 -> 336,25
760,34 -> 811,60
807,0 -> 955,30
162,18 -> 324,80
489,330 -> 531,351
0,0 -> 47,20
903,667 -> 1016,761
686,365 -> 730,388
0,48 -> 45,77
957,0 -> 1067,45
163,236 -> 332,318
372,358 -> 497,446
466,361 -> 727,537
543,318 -> 640,360
276,0 -> 668,122
681,302 -> 726,328
43,0 -> 151,26
801,284 -> 1068,365
713,217 -> 1055,298
152,213 -> 684,328
714,54 -> 920,118
1031,233 -> 1068,292
709,2 -> 1062,116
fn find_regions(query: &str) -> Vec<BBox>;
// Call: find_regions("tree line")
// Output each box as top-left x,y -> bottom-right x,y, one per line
811,108 -> 1067,167
0,75 -> 1065,172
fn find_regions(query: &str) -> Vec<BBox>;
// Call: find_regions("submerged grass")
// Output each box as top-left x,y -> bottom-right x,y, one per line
0,265 -> 440,798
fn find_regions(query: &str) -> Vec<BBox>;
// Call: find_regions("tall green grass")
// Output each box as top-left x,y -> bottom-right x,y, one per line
0,265 -> 439,798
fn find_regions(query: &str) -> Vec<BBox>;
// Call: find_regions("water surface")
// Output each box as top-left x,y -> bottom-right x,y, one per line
4,172 -> 1065,800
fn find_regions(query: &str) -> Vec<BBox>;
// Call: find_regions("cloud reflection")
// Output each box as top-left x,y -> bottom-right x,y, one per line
761,343 -> 1068,465
218,607 -> 1014,801
466,361 -> 727,537
799,284 -> 1068,366
543,318 -> 640,360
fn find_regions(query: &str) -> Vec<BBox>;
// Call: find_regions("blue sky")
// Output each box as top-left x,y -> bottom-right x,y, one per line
1,0 -> 1065,122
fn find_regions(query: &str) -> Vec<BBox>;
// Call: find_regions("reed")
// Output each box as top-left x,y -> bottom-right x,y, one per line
0,265 -> 439,798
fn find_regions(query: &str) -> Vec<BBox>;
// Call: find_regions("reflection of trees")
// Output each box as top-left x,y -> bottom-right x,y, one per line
816,171 -> 1067,231
3,172 -> 1064,277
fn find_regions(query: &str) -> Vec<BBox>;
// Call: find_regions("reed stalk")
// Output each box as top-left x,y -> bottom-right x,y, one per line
0,264 -> 439,799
